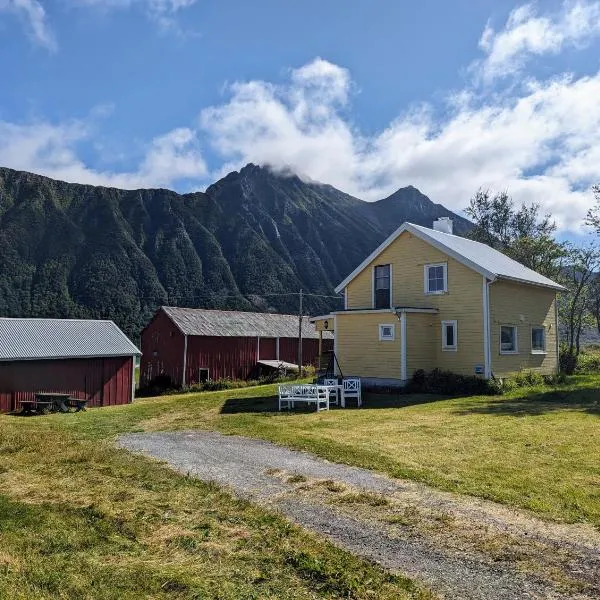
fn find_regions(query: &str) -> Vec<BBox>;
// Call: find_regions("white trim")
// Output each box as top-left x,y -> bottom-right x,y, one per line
333,222 -> 565,293
332,308 -> 395,315
424,262 -> 448,295
441,320 -> 457,351
333,315 -> 338,375
182,334 -> 188,387
400,312 -> 407,380
499,325 -> 519,355
276,337 -> 280,360
483,278 -> 491,378
344,288 -> 348,310
198,367 -> 210,382
554,296 -> 560,374
379,323 -> 395,341
131,356 -> 136,402
309,313 -> 336,323
389,263 -> 393,308
371,266 -> 375,308
257,336 -> 261,360
530,325 -> 546,354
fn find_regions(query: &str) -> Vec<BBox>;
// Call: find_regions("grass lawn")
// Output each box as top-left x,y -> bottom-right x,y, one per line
1,375 -> 598,598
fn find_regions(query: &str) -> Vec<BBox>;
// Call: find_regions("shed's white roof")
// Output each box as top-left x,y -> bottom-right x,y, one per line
335,222 -> 565,293
0,318 -> 141,361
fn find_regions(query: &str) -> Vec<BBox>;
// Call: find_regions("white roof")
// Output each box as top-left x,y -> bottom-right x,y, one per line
335,222 -> 565,293
0,318 -> 141,361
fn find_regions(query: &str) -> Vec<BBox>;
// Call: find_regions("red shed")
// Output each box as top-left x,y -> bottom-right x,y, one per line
0,318 -> 141,413
140,307 -> 334,387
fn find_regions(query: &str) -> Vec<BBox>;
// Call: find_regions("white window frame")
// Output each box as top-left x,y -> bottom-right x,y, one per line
379,323 -> 395,341
500,325 -> 519,355
372,263 -> 393,309
198,367 -> 210,382
424,262 -> 448,295
441,320 -> 457,351
531,326 -> 546,354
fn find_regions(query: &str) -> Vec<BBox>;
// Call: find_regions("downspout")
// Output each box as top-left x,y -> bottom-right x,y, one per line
555,294 -> 560,374
182,334 -> 188,388
482,277 -> 492,379
333,315 -> 338,375
276,337 -> 280,361
400,311 -> 407,381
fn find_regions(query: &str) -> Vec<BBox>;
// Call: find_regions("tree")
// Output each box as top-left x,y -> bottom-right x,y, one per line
558,244 -> 600,365
465,189 -> 567,279
585,184 -> 600,232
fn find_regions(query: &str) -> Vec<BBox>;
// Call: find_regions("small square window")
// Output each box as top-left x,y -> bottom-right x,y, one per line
531,327 -> 546,353
442,320 -> 457,351
379,324 -> 395,341
198,368 -> 210,382
424,263 -> 447,294
500,325 -> 518,354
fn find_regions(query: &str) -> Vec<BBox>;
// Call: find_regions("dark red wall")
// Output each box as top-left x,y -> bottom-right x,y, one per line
0,356 -> 133,413
140,310 -> 185,387
140,308 -> 334,387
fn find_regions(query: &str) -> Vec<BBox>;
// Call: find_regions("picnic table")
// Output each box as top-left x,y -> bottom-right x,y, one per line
19,393 -> 89,415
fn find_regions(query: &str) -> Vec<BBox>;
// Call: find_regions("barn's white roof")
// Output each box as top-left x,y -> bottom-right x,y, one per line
0,318 -> 140,361
335,222 -> 565,293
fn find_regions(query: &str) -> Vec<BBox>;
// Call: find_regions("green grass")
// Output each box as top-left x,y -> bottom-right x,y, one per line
0,394 -> 430,600
50,374 -> 600,527
1,375 -> 599,598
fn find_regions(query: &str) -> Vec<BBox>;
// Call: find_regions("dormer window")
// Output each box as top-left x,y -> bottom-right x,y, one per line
374,264 -> 391,309
424,263 -> 448,294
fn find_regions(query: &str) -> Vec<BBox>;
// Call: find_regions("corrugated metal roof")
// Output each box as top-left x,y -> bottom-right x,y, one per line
162,307 -> 334,339
0,318 -> 141,361
335,222 -> 565,292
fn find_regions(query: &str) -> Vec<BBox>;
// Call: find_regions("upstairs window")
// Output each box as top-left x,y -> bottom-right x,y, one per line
531,327 -> 546,353
374,264 -> 391,309
500,325 -> 518,354
441,320 -> 457,351
425,263 -> 448,294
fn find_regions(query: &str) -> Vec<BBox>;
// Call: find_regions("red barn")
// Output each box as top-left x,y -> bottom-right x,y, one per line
140,307 -> 334,387
0,318 -> 141,413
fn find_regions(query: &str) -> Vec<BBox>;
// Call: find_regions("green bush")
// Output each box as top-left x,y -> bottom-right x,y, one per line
575,346 -> 600,374
408,369 -> 499,396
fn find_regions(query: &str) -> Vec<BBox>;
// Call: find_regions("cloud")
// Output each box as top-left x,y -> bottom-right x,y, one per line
474,0 -> 600,82
199,57 -> 599,232
0,0 -> 56,50
0,118 -> 207,189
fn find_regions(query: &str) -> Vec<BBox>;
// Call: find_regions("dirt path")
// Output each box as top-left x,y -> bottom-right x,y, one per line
118,431 -> 600,600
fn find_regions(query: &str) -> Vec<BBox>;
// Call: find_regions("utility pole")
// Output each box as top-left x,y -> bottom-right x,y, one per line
298,289 -> 303,377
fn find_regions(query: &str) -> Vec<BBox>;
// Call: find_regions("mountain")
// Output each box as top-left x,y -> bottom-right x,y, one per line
0,163 -> 471,338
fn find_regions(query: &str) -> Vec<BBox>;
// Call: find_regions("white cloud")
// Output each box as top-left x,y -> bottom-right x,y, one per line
199,57 -> 600,233
0,118 -> 207,189
475,0 -> 600,82
0,0 -> 56,50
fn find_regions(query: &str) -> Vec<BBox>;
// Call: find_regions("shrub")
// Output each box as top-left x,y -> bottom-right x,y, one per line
512,369 -> 544,387
559,345 -> 578,375
408,368 -> 499,396
575,347 -> 600,374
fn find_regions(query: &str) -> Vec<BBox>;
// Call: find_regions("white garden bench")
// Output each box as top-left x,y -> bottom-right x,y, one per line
278,384 -> 330,412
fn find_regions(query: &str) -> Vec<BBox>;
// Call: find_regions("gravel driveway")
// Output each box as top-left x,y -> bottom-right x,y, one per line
118,431 -> 600,600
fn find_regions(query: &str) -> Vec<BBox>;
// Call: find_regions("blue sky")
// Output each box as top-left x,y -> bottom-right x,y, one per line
1,0 -> 600,236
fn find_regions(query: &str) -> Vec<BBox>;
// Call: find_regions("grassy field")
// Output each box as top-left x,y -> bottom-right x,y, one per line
1,375 -> 598,598
0,403 -> 427,599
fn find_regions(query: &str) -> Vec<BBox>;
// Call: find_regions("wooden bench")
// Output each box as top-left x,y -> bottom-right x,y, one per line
278,384 -> 330,412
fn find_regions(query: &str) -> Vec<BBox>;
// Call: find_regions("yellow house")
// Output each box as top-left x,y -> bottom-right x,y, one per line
312,218 -> 565,385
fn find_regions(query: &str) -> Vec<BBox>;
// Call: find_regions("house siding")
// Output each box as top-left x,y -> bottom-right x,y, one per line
335,311 -> 401,379
489,280 -> 557,376
343,232 -> 486,378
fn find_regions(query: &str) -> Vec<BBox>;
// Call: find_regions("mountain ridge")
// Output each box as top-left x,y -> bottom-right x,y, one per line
0,163 -> 471,338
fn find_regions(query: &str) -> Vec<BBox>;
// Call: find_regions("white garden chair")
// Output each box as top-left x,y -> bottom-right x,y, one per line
323,378 -> 340,406
341,377 -> 362,408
